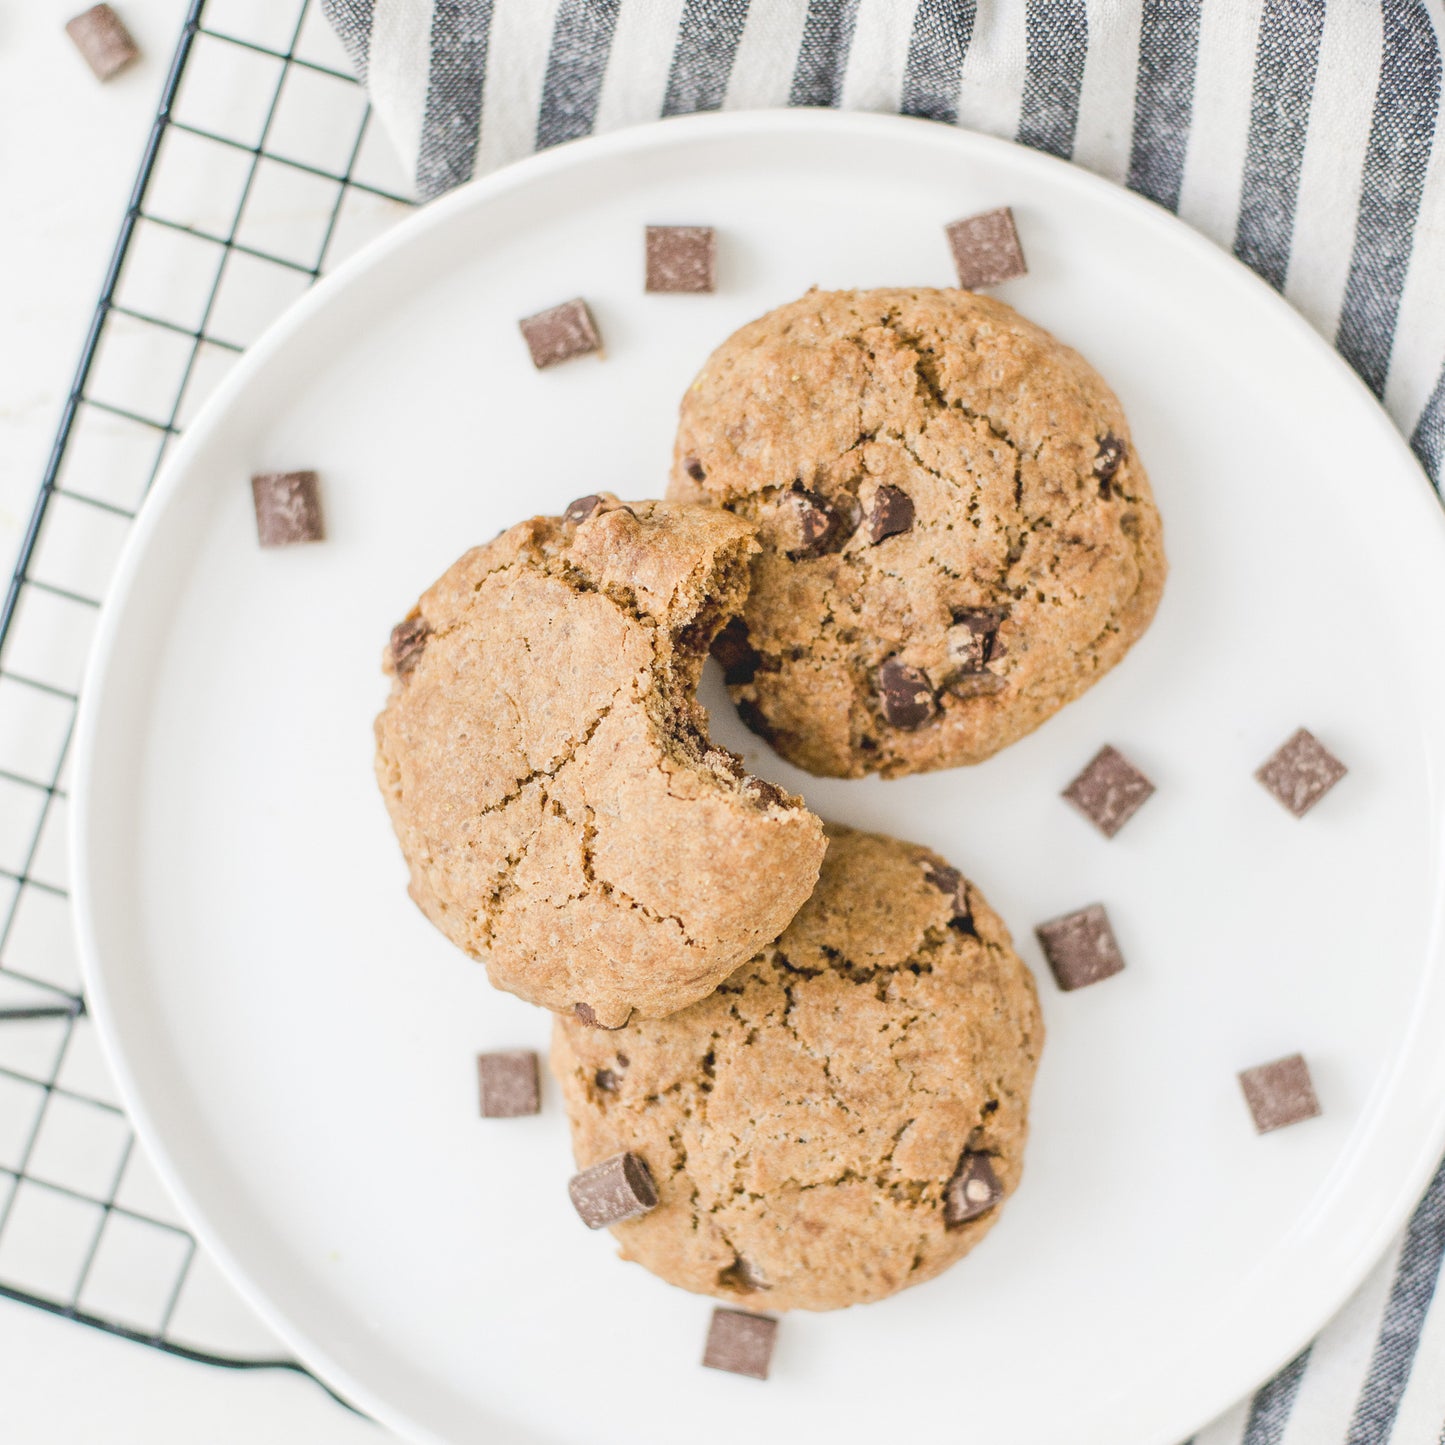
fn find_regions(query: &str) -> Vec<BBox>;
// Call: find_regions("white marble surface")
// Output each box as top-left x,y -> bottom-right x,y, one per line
0,2 -> 388,1438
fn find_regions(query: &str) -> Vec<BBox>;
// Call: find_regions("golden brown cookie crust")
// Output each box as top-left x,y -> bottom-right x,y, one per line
551,825 -> 1043,1311
668,287 -> 1167,778
374,497 -> 826,1026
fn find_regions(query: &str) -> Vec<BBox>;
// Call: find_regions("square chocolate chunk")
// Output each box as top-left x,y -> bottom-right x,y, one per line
702,1308 -> 778,1380
645,226 -> 716,293
1063,745 -> 1155,838
1035,904 -> 1125,991
946,206 -> 1027,289
568,1151 -> 657,1229
1239,1053 -> 1321,1133
66,5 -> 140,81
477,1050 -> 540,1118
1256,728 -> 1346,817
251,471 -> 323,547
519,298 -> 602,369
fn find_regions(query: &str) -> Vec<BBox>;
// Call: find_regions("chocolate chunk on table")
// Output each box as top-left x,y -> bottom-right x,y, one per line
865,485 -> 915,544
945,206 -> 1027,289
519,298 -> 602,369
568,1151 -> 657,1229
389,616 -> 430,677
1063,745 -> 1155,838
702,1308 -> 778,1380
251,471 -> 323,547
645,225 -> 716,293
1238,1053 -> 1321,1133
1256,728 -> 1346,817
878,657 -> 936,729
945,1151 -> 1002,1225
1035,904 -> 1125,990
66,5 -> 139,80
477,1050 -> 540,1118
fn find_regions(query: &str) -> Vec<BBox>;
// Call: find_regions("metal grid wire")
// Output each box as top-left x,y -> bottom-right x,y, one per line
0,0 -> 412,1379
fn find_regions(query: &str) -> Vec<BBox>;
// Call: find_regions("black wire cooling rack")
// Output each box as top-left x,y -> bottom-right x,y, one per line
0,0 -> 412,1382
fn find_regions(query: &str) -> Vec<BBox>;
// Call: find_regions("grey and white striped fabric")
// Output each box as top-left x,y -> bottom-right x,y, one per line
319,3 -> 1445,1440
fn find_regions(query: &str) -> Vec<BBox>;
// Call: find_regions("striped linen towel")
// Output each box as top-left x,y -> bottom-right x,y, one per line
320,3 -> 1445,1441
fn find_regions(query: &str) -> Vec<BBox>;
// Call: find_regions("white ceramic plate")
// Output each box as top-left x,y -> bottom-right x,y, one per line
73,111 -> 1445,1445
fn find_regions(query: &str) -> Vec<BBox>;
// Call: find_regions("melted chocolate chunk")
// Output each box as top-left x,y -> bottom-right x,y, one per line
923,862 -> 974,932
945,1151 -> 1003,1225
865,485 -> 915,544
389,616 -> 430,677
682,455 -> 706,483
711,617 -> 760,686
1094,434 -> 1127,493
563,494 -> 603,525
877,657 -> 936,729
574,1003 -> 627,1030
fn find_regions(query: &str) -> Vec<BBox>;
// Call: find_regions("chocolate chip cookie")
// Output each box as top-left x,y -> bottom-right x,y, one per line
668,287 -> 1166,778
551,825 -> 1043,1311
375,496 -> 826,1027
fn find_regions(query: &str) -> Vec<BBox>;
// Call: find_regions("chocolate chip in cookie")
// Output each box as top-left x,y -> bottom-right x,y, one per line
945,1151 -> 1002,1225
682,455 -> 707,482
702,1308 -> 778,1380
1095,434 -> 1128,494
1063,745 -> 1155,838
742,776 -> 789,809
476,1050 -> 540,1117
924,862 -> 975,933
947,608 -> 1004,672
563,494 -> 604,525
574,1003 -> 627,1030
1256,729 -> 1346,817
865,485 -> 915,544
710,617 -> 760,685
518,298 -> 602,369
1238,1053 -> 1321,1133
878,658 -> 936,729
568,1151 -> 658,1229
1036,904 -> 1125,990
945,206 -> 1027,289
645,225 -> 716,293
251,470 -> 323,547
389,616 -> 430,677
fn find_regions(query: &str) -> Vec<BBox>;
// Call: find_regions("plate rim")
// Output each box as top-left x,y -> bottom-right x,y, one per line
70,106 -> 1445,1445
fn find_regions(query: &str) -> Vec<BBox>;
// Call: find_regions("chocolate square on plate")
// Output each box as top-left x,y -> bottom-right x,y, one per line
1063,745 -> 1155,838
1256,728 -> 1346,817
945,206 -> 1027,289
66,5 -> 140,81
477,1050 -> 540,1118
702,1308 -> 778,1380
251,471 -> 323,547
1035,904 -> 1125,990
518,298 -> 602,369
1238,1053 -> 1321,1133
568,1151 -> 657,1229
645,226 -> 716,293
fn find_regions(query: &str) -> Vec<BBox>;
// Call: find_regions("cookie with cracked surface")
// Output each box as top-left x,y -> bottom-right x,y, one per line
550,825 -> 1043,1311
668,287 -> 1166,778
375,495 -> 826,1027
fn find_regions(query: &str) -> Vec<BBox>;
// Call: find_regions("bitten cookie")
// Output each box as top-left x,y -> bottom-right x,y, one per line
551,825 -> 1043,1311
668,288 -> 1166,778
375,496 -> 826,1027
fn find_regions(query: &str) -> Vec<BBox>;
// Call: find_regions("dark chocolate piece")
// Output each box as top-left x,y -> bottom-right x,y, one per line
251,471 -> 323,547
563,494 -> 603,525
1256,729 -> 1346,817
519,298 -> 602,369
877,657 -> 936,729
781,491 -> 837,557
568,1151 -> 658,1229
865,485 -> 915,544
945,1151 -> 1002,1225
645,225 -> 716,293
702,1308 -> 778,1380
682,455 -> 706,482
1095,434 -> 1127,492
1035,904 -> 1124,990
711,618 -> 760,685
1062,745 -> 1155,839
476,1050 -> 540,1118
742,776 -> 788,809
66,5 -> 139,80
574,1003 -> 627,1030
923,862 -> 973,931
1238,1053 -> 1321,1133
946,609 -> 1003,672
594,1068 -> 619,1092
389,616 -> 430,677
945,206 -> 1027,289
